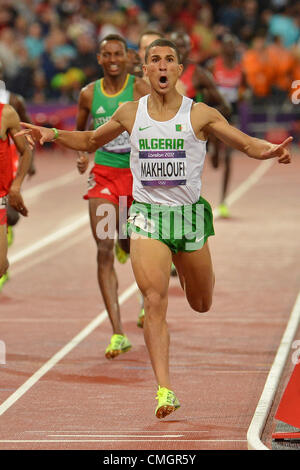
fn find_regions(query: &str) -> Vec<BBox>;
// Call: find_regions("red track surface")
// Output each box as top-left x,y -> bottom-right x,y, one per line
0,147 -> 299,450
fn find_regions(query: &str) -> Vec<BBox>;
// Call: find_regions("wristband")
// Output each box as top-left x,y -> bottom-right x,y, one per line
51,127 -> 59,140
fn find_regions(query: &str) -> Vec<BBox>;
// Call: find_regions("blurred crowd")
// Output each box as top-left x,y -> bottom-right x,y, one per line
1,0 -> 300,105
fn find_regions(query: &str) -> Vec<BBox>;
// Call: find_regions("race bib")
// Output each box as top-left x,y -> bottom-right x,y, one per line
0,196 -> 8,209
139,150 -> 187,187
102,131 -> 131,154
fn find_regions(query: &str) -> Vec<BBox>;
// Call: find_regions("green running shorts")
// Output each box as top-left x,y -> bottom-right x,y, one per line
127,196 -> 215,253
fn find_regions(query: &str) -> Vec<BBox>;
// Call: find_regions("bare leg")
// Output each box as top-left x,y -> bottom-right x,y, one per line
130,234 -> 215,419
209,136 -> 221,169
209,138 -> 231,214
0,223 -> 9,278
173,241 -> 215,312
130,234 -> 172,388
221,149 -> 232,204
89,198 -> 124,335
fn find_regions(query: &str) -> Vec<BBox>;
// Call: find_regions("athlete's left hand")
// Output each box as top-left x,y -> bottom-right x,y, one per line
8,189 -> 28,217
261,137 -> 293,164
77,152 -> 89,174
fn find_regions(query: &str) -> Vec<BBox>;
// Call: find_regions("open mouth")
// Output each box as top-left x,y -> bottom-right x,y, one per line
159,76 -> 168,87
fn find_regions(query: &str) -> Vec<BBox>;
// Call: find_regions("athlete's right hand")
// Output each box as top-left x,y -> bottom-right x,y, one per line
15,123 -> 56,146
77,152 -> 89,174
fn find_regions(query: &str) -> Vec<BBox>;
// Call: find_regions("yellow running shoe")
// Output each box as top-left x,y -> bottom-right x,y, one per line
218,203 -> 230,218
0,272 -> 9,292
105,334 -> 132,359
155,386 -> 180,419
115,240 -> 129,264
137,308 -> 145,328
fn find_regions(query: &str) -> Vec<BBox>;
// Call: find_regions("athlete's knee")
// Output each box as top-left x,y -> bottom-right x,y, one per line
143,288 -> 167,317
6,205 -> 20,226
188,295 -> 212,313
96,239 -> 114,265
144,289 -> 163,308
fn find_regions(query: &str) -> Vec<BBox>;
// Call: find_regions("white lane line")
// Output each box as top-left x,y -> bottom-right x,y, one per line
9,213 -> 89,265
0,319 -> 89,323
219,159 -> 274,211
247,291 -> 300,450
25,430 -> 209,433
10,229 -> 89,277
23,170 -> 80,201
0,439 -> 247,443
0,282 -> 138,417
0,159 -> 274,419
47,434 -> 184,438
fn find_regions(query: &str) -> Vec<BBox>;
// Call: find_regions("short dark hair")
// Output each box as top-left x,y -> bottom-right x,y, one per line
98,34 -> 128,53
138,30 -> 163,48
144,39 -> 181,63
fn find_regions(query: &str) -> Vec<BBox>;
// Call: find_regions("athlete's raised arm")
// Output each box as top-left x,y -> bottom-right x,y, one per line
194,103 -> 292,164
16,102 -> 134,152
